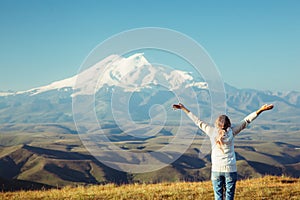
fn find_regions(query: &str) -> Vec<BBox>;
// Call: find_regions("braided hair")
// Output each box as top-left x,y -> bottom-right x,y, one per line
215,115 -> 231,153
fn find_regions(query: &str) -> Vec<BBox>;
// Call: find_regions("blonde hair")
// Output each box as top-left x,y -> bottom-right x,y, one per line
215,115 -> 231,153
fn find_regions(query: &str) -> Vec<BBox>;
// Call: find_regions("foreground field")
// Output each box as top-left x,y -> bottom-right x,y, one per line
1,176 -> 299,200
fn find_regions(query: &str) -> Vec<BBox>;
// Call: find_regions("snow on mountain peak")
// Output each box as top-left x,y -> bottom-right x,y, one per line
99,53 -> 151,87
16,53 -> 207,96
0,91 -> 15,96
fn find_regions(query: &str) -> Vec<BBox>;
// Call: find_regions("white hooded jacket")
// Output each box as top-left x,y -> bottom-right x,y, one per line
187,111 -> 258,172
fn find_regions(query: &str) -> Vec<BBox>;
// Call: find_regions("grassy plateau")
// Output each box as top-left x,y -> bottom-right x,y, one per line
1,176 -> 299,200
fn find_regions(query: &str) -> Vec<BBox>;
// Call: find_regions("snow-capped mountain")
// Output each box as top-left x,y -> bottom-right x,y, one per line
0,53 -> 300,128
14,53 -> 207,96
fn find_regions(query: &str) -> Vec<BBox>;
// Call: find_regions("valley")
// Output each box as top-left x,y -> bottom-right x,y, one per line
0,123 -> 299,191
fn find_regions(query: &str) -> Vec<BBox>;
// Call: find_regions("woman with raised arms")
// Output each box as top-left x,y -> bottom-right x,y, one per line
173,103 -> 274,200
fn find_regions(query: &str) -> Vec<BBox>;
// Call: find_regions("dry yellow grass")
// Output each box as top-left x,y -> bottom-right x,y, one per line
1,176 -> 299,200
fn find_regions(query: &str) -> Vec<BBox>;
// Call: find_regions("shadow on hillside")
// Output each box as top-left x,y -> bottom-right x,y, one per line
0,177 -> 54,192
0,144 -> 132,189
247,161 -> 283,176
23,145 -> 88,160
25,145 -> 131,185
44,164 -> 98,184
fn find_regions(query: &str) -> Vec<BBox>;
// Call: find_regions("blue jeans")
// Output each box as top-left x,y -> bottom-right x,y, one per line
211,171 -> 237,200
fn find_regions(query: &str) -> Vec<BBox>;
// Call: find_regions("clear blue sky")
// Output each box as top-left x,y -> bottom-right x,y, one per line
0,0 -> 299,92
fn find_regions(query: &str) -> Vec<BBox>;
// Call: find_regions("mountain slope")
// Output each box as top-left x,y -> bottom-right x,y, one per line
0,54 -> 299,124
11,53 -> 206,96
0,137 -> 299,187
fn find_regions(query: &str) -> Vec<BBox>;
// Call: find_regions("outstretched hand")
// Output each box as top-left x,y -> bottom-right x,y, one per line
172,103 -> 190,113
257,104 -> 274,115
172,103 -> 184,110
260,104 -> 274,111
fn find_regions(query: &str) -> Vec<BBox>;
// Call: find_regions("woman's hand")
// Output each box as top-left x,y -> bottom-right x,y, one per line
172,103 -> 185,110
260,104 -> 274,111
173,103 -> 190,113
256,104 -> 274,115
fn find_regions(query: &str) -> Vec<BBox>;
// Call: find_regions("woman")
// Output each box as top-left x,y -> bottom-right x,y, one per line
173,103 -> 274,200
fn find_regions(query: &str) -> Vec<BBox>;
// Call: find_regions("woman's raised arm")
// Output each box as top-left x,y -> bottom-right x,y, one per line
173,103 -> 213,135
232,104 -> 274,136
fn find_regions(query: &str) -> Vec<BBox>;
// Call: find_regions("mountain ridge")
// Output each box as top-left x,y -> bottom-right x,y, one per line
0,53 -> 299,126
